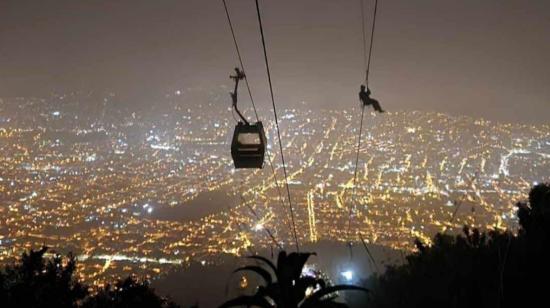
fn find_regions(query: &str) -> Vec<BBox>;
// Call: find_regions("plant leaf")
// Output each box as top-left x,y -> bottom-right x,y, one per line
278,252 -> 315,283
293,277 -> 326,304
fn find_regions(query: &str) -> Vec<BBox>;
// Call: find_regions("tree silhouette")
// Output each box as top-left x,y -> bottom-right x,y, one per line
362,183 -> 550,308
516,182 -> 550,237
0,247 -> 180,308
0,246 -> 87,308
82,275 -> 179,308
220,251 -> 368,308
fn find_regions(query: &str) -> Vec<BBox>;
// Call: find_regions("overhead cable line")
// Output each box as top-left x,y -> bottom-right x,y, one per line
240,194 -> 283,251
443,173 -> 479,234
255,0 -> 300,252
360,0 -> 368,82
228,205 -> 256,255
359,233 -> 379,274
347,105 -> 366,236
222,0 -> 292,241
365,0 -> 379,87
347,0 -> 379,241
222,0 -> 259,120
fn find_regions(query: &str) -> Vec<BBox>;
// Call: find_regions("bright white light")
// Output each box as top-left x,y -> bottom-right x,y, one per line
253,223 -> 264,231
85,154 -> 97,162
301,264 -> 317,278
147,207 -> 153,214
150,143 -> 172,150
341,270 -> 354,281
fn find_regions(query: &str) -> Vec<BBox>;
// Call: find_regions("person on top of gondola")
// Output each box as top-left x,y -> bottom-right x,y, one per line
359,85 -> 384,113
230,67 -> 245,106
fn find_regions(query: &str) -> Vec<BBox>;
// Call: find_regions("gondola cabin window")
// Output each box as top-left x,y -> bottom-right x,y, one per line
238,132 -> 261,145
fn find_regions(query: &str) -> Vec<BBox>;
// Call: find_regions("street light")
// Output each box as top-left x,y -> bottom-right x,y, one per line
341,270 -> 354,282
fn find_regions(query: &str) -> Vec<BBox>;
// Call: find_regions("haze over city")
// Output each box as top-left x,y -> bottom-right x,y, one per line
1,0 -> 549,123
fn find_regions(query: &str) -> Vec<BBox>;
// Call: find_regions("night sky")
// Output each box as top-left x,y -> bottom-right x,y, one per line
1,0 -> 548,123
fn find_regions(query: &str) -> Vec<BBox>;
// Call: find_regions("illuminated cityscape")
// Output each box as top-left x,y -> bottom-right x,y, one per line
1,90 -> 549,286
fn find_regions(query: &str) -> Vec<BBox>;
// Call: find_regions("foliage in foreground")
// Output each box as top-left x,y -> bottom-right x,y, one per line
220,251 -> 368,308
362,183 -> 550,308
0,246 -> 179,308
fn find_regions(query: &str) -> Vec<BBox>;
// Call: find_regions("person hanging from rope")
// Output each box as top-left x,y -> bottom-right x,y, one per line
359,85 -> 384,113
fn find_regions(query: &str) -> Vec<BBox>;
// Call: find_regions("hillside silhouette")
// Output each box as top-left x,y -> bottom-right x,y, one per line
355,182 -> 550,308
0,247 -> 180,308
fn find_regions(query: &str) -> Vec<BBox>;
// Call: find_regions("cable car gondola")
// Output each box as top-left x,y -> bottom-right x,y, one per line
231,121 -> 266,168
228,68 -> 267,169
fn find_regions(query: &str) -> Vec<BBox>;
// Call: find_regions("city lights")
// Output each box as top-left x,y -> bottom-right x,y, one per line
0,93 -> 548,286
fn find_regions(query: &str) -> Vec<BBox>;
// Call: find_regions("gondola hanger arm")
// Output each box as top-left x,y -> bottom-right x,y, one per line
230,67 -> 249,125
